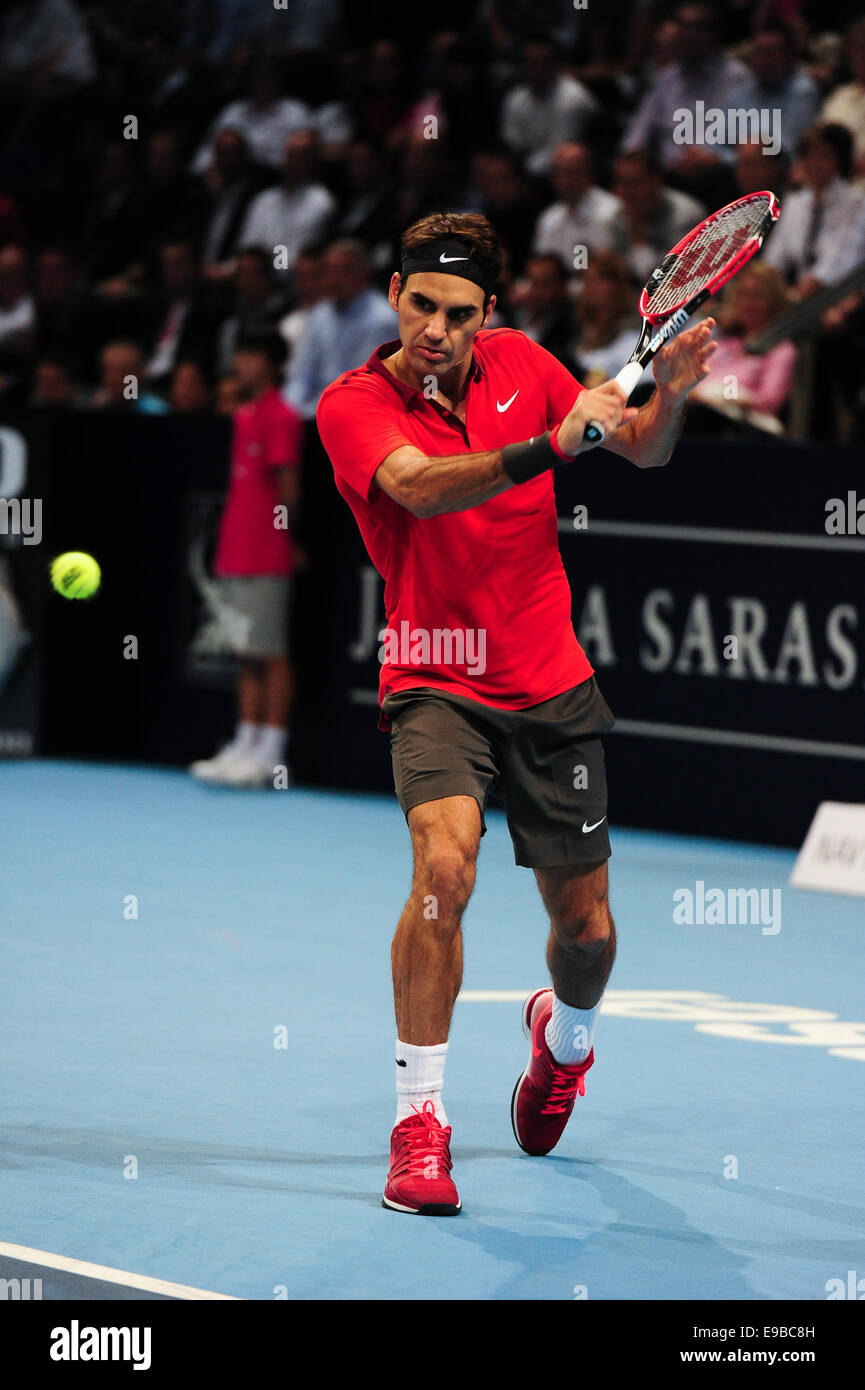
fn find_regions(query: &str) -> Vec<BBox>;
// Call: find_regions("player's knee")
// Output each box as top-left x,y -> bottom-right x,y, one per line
552,905 -> 612,955
415,840 -> 476,918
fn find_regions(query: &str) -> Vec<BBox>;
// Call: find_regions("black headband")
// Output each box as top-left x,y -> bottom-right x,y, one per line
400,239 -> 495,297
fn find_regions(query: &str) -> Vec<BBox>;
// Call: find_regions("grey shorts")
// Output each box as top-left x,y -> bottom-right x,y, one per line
381,676 -> 615,868
215,576 -> 290,658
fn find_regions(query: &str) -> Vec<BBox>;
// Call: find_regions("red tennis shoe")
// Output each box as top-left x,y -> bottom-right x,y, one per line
382,1100 -> 461,1215
511,988 -> 594,1156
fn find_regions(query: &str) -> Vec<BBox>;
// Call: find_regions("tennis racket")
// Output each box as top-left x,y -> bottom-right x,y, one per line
584,190 -> 781,444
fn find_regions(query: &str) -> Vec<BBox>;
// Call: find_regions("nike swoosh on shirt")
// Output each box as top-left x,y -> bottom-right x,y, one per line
496,390 -> 519,412
439,253 -> 468,263
582,817 -> 607,833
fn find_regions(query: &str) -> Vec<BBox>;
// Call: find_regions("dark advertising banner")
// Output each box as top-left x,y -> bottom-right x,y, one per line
556,444 -> 865,846
3,409 -> 862,847
310,434 -> 865,847
0,411 -> 236,765
0,417 -> 50,758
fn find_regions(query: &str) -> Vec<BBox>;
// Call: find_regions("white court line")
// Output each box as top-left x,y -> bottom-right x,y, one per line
612,717 -> 865,760
458,991 -> 865,1062
0,1241 -> 239,1300
556,518 -> 865,552
348,690 -> 865,759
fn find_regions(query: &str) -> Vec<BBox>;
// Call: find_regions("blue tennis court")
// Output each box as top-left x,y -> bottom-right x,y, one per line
2,760 -> 863,1301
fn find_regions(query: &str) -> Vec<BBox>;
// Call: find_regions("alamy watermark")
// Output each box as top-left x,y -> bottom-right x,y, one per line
673,881 -> 781,935
672,103 -> 782,157
0,496 -> 41,545
1,1277 -> 42,1299
379,622 -> 487,675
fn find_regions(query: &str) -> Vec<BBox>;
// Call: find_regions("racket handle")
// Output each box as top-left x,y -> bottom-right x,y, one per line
582,361 -> 646,444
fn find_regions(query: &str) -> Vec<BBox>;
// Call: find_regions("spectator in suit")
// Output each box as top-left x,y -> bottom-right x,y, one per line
405,33 -> 498,161
734,141 -> 789,198
467,148 -> 541,274
138,129 -> 209,263
0,245 -> 35,381
730,23 -> 819,161
611,151 -> 704,284
33,246 -> 99,381
569,251 -> 653,391
284,239 -> 396,420
390,136 -> 453,240
820,18 -> 865,177
0,0 -> 96,99
332,140 -> 396,282
79,139 -> 144,283
500,32 -> 598,177
216,247 -> 288,376
765,124 -> 865,296
304,50 -> 355,158
620,2 -> 747,204
191,56 -> 311,174
200,129 -> 270,277
354,40 -> 413,144
183,0 -> 324,62
278,248 -> 325,364
143,239 -> 225,391
533,143 -> 624,273
134,9 -> 214,152
283,0 -> 342,51
240,132 -> 336,276
510,254 -> 579,372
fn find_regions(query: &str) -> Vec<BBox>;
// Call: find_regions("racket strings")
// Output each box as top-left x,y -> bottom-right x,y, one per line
645,196 -> 773,317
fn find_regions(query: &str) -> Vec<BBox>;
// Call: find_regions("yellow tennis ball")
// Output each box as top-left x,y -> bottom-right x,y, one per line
50,551 -> 101,600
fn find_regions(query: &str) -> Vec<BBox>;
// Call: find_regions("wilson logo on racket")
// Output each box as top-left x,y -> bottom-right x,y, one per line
648,307 -> 693,353
582,190 -> 781,446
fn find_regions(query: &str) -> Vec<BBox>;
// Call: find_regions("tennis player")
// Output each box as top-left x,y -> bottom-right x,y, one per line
317,212 -> 715,1215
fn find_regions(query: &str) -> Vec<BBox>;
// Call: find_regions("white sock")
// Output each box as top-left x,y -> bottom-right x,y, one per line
545,993 -> 601,1065
395,1040 -> 449,1126
233,721 -> 260,754
254,724 -> 287,767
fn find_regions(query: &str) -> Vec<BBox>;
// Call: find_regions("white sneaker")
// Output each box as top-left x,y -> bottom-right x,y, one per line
219,752 -> 274,788
189,743 -> 247,783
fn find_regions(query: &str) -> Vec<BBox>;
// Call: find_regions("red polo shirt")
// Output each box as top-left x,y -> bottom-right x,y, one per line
316,327 -> 594,723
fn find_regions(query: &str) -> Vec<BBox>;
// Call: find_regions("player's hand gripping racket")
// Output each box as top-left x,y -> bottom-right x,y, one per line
584,190 -> 780,444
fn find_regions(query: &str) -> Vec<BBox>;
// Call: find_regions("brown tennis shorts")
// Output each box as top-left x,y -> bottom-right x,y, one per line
381,676 -> 615,868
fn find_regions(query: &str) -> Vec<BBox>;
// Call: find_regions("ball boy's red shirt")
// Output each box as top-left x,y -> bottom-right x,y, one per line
316,328 -> 594,726
215,388 -> 302,577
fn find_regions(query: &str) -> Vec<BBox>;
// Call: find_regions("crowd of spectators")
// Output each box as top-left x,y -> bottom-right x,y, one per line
0,0 -> 864,440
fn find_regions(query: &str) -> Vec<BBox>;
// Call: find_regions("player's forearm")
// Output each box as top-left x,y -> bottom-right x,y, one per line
406,448 -> 514,517
606,386 -> 687,469
384,431 -> 580,518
